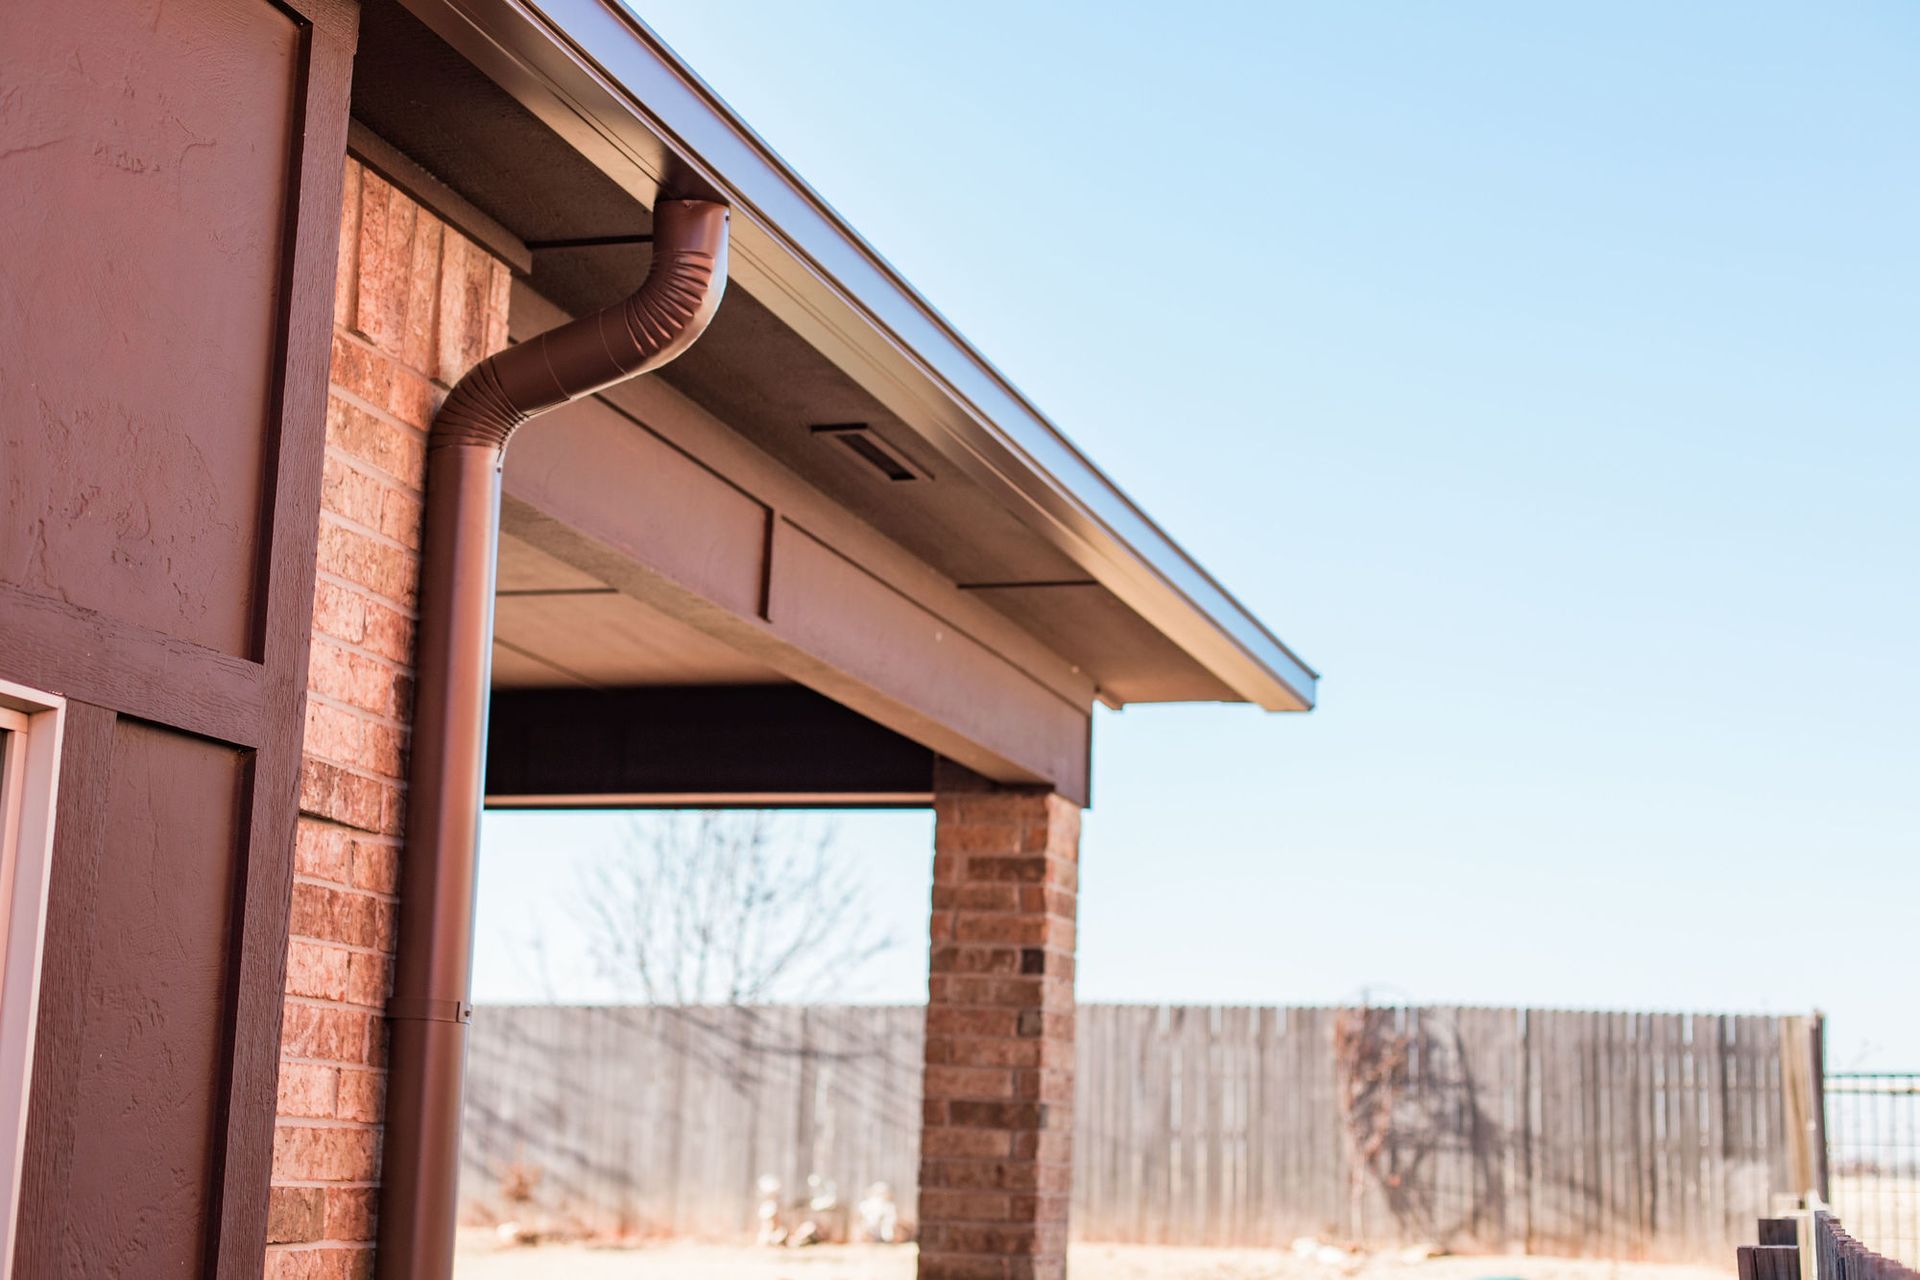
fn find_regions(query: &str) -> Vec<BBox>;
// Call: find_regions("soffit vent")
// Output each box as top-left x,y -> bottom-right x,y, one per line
811,423 -> 928,482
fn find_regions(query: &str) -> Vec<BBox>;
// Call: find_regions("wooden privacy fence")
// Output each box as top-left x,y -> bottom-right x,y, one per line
461,1004 -> 925,1240
460,1004 -> 1823,1261
1730,1208 -> 1919,1280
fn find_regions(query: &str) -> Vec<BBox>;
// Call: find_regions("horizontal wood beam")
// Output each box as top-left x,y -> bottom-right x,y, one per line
484,685 -> 935,808
500,285 -> 1093,804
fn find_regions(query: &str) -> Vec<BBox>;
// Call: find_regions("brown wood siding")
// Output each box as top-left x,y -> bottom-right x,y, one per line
0,0 -> 303,658
0,0 -> 358,1273
63,722 -> 250,1276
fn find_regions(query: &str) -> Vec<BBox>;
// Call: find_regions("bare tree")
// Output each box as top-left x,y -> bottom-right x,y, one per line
573,811 -> 895,1006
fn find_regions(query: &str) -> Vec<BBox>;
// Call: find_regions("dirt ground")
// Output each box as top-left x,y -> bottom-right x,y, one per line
454,1231 -> 1736,1280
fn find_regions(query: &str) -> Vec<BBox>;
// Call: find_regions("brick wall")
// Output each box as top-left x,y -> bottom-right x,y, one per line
265,157 -> 510,1280
920,762 -> 1081,1280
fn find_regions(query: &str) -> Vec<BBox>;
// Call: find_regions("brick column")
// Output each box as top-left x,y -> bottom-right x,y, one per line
266,157 -> 510,1279
919,762 -> 1080,1280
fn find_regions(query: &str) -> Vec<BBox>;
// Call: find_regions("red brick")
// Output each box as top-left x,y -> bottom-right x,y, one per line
923,1160 -> 1041,1192
345,950 -> 391,1008
930,1036 -> 1043,1070
338,1068 -> 386,1125
921,1223 -> 1041,1255
922,764 -> 1080,1278
925,1006 -> 1021,1039
922,1127 -> 1012,1159
286,940 -> 350,1002
299,759 -> 385,833
330,334 -> 436,433
291,882 -> 383,949
355,172 -> 439,366
308,640 -> 409,723
281,1001 -> 378,1065
358,595 -> 416,666
949,1100 -> 1046,1131
933,883 -> 1022,912
295,821 -> 355,884
434,229 -> 496,386
324,1186 -> 379,1242
952,914 -> 1055,946
920,1191 -> 1011,1223
319,451 -> 386,531
924,1065 -> 1014,1101
276,1062 -> 337,1120
377,780 -> 407,837
286,1245 -> 377,1280
378,483 -> 423,551
349,839 -> 400,894
267,1185 -> 326,1245
272,1123 -> 382,1182
917,1255 -> 1007,1280
930,943 -> 1019,975
325,395 -> 426,491
317,519 -> 418,610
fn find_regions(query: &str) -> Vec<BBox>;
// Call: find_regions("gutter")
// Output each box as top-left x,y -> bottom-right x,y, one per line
375,198 -> 729,1280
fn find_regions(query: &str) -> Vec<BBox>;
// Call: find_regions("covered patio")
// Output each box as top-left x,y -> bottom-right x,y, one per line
332,3 -> 1316,1277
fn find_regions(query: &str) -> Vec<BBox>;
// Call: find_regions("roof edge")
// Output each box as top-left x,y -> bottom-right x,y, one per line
400,0 -> 1318,710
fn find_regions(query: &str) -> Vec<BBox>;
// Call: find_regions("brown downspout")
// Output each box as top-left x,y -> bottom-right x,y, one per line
376,199 -> 728,1279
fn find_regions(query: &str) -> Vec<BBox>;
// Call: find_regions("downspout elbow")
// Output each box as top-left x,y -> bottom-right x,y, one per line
432,198 -> 730,452
376,198 -> 727,1280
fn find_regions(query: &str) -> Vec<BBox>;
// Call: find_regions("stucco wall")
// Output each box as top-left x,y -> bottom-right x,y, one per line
265,156 -> 511,1280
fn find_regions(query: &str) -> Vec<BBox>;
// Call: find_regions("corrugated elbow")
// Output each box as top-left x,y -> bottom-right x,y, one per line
432,198 -> 729,451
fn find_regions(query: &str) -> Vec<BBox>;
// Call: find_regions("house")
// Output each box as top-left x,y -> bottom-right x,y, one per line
0,0 -> 1315,1276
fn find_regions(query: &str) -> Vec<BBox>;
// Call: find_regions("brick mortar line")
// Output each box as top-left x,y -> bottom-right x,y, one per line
333,325 -> 447,398
302,688 -> 413,737
306,633 -> 414,681
305,633 -> 417,683
277,1054 -> 390,1072
274,1113 -> 383,1130
324,438 -> 429,505
310,566 -> 420,626
299,753 -> 404,789
297,816 -> 405,845
317,508 -> 423,583
294,813 -> 393,841
312,564 -> 422,620
324,377 -> 433,447
298,738 -> 405,783
299,749 -> 409,793
946,856 -> 1079,872
281,998 -> 390,1020
925,1033 -> 1076,1042
935,923 -> 1077,934
282,956 -> 393,981
317,498 -> 424,562
290,874 -> 401,905
275,1117 -> 389,1132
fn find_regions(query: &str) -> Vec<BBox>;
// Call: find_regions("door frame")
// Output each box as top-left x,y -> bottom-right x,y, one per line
0,681 -> 64,1280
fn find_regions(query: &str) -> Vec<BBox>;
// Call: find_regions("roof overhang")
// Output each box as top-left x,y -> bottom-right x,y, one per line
396,0 -> 1317,712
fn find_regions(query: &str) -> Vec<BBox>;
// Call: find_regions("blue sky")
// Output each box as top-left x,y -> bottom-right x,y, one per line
476,2 -> 1920,1067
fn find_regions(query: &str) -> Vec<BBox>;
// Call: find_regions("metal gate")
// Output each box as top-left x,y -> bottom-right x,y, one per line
1827,1073 -> 1920,1267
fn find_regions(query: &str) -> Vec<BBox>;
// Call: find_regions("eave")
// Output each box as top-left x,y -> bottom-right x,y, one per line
397,0 -> 1318,712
